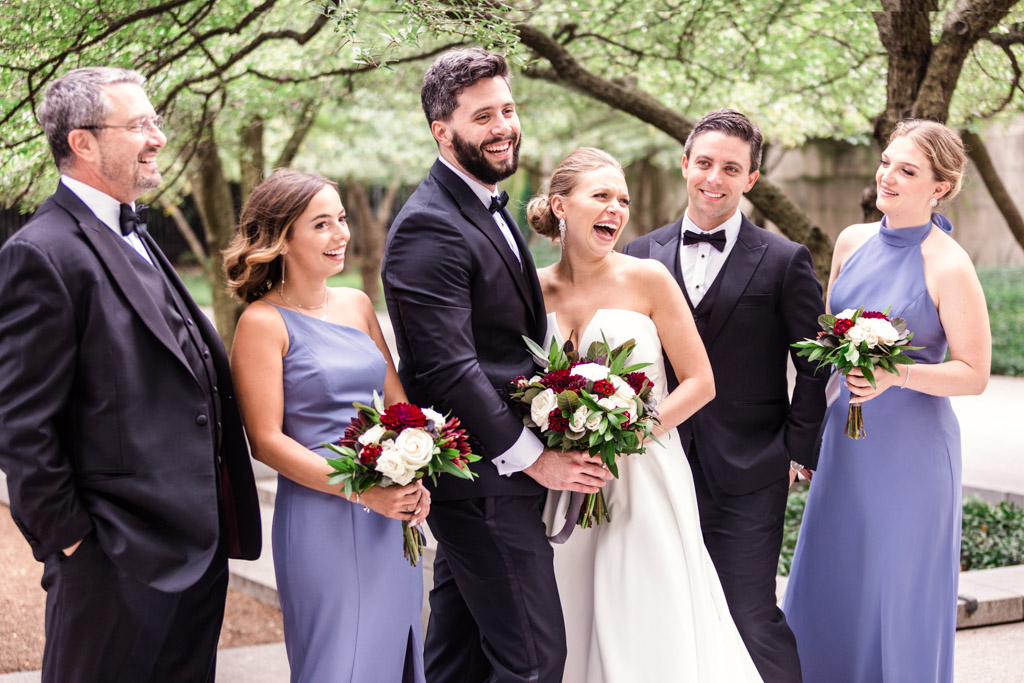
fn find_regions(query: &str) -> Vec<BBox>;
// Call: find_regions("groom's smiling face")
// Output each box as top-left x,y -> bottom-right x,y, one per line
432,75 -> 521,188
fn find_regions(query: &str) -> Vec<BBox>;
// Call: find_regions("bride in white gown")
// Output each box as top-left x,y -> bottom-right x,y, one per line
525,148 -> 762,682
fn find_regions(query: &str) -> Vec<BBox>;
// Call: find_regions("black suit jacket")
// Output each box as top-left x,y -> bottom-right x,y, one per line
0,182 -> 261,592
624,215 -> 828,495
383,160 -> 547,501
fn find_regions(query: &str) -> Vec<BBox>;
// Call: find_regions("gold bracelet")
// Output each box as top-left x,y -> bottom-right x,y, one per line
902,365 -> 911,389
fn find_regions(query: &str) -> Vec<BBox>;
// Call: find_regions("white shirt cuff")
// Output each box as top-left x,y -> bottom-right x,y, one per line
494,427 -> 544,475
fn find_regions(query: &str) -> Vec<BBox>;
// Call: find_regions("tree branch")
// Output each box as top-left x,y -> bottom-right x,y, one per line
961,128 -> 1024,252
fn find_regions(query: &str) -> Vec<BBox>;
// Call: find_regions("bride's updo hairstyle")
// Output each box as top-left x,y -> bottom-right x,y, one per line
223,168 -> 338,303
889,120 -> 967,204
526,147 -> 623,241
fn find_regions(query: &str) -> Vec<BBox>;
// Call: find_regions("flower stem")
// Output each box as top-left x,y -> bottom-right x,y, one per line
845,404 -> 866,439
402,521 -> 425,567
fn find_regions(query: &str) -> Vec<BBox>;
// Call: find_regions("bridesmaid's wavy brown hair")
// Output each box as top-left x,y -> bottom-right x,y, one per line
223,169 -> 338,303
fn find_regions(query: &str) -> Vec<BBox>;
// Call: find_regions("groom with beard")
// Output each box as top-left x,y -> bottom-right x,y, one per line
624,109 -> 828,682
383,49 -> 611,683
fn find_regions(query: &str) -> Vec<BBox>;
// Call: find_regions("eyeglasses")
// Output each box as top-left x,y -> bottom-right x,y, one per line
80,116 -> 165,135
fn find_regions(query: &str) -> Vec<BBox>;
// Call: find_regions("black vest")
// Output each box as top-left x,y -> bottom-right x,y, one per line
689,250 -> 733,337
122,241 -> 224,461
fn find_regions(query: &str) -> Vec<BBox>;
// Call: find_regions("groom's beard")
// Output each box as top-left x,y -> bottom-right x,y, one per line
451,131 -> 521,186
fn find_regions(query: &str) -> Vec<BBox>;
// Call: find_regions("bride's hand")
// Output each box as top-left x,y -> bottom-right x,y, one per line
845,367 -> 902,404
524,448 -> 613,493
357,481 -> 430,524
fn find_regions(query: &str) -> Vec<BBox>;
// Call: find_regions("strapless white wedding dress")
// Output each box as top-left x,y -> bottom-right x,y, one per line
543,309 -> 761,683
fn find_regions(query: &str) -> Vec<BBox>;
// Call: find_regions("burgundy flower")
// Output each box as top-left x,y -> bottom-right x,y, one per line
591,379 -> 615,397
833,318 -> 854,335
340,411 -> 374,449
359,444 -> 382,466
541,369 -> 586,393
510,375 -> 528,387
380,403 -> 427,431
548,409 -> 569,433
861,311 -> 889,320
441,417 -> 473,458
624,371 -> 652,395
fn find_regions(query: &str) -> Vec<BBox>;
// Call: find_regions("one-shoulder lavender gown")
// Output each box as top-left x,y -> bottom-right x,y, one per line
782,217 -> 962,683
269,304 -> 424,683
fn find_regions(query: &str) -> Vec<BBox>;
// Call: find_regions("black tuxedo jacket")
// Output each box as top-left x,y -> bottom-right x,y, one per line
0,182 -> 261,592
624,215 -> 828,495
383,160 -> 547,501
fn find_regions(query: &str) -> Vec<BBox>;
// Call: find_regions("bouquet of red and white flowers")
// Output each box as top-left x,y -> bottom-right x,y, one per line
792,306 -> 922,439
509,335 -> 660,528
323,392 -> 481,566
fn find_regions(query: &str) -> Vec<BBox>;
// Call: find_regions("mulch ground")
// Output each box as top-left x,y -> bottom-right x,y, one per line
0,508 -> 284,674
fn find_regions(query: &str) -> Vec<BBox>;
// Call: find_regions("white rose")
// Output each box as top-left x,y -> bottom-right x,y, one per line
608,375 -> 636,402
571,363 -> 609,382
584,410 -> 604,431
570,406 -> 591,433
358,423 -> 387,446
861,318 -> 900,345
846,323 -> 867,343
530,389 -> 558,431
375,445 -> 414,485
598,396 -> 632,413
836,308 -> 858,321
393,427 -> 435,469
422,407 -> 446,430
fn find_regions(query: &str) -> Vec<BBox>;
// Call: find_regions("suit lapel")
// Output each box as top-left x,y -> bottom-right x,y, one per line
702,217 -> 767,345
431,161 -> 536,316
649,219 -> 693,309
54,184 -> 194,374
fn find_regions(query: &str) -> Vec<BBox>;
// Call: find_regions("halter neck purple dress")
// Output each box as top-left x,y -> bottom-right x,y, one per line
782,217 -> 961,683
269,304 -> 424,683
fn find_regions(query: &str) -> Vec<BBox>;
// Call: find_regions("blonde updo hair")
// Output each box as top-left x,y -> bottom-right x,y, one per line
223,168 -> 338,303
889,120 -> 967,204
526,147 -> 623,240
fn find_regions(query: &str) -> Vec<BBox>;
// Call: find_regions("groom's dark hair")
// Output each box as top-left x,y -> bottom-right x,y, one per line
421,49 -> 510,125
684,109 -> 763,173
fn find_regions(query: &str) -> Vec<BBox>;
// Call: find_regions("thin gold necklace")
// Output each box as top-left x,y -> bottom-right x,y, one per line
278,283 -> 329,321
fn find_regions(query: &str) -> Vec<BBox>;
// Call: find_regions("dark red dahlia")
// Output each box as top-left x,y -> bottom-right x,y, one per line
380,403 -> 427,431
624,371 -> 651,395
861,311 -> 890,320
833,318 -> 854,335
548,409 -> 569,433
340,411 -> 374,449
541,369 -> 586,393
359,444 -> 382,466
591,379 -> 615,397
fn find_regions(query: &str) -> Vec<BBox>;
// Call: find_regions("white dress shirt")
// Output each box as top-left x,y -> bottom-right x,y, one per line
438,156 -> 522,265
679,209 -> 742,306
436,157 -> 541,475
61,175 -> 153,265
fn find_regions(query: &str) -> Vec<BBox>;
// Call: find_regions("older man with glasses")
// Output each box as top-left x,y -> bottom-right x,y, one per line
0,67 -> 261,683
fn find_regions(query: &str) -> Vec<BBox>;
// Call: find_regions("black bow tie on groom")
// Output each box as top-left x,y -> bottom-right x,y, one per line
119,203 -> 148,236
488,191 -> 509,214
682,229 -> 726,252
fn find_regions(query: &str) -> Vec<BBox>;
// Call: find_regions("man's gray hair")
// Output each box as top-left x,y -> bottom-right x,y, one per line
420,49 -> 509,126
37,67 -> 146,171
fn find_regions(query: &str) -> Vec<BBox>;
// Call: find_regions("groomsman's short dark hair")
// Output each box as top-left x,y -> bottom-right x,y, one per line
421,49 -> 510,125
684,109 -> 764,174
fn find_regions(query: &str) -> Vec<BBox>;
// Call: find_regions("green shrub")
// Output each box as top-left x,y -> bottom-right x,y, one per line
960,497 -> 1024,571
978,265 -> 1024,377
778,490 -> 1024,575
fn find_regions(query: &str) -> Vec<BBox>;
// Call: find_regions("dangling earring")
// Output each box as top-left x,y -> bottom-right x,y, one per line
280,256 -> 287,286
558,216 -> 567,249
929,197 -> 938,208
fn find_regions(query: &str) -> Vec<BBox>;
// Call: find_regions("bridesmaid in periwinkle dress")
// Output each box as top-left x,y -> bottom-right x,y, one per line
223,169 -> 430,683
783,120 -> 991,682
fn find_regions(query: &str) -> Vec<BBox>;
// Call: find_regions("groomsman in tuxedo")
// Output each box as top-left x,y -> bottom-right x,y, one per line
0,68 -> 261,682
623,109 -> 827,682
383,49 -> 610,682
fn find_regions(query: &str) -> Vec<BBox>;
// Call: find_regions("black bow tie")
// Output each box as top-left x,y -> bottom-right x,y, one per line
682,229 -> 726,252
119,203 -> 148,236
488,191 -> 509,214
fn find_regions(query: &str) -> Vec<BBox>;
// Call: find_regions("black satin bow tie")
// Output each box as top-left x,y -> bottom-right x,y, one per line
682,229 -> 726,252
119,203 -> 148,236
488,191 -> 509,214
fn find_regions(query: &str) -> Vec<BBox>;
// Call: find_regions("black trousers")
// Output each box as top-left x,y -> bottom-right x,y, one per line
688,440 -> 803,683
424,493 -> 566,683
40,530 -> 229,683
